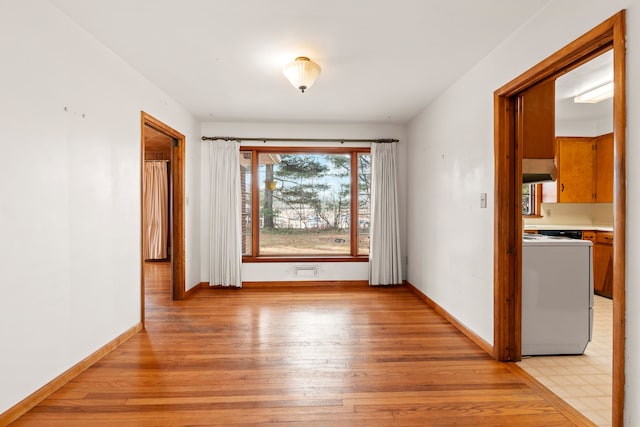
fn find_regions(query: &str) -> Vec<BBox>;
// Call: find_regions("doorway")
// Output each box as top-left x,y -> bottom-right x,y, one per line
141,112 -> 186,325
493,11 -> 626,426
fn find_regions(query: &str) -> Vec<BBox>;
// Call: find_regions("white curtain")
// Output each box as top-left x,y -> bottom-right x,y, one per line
143,161 -> 169,260
369,143 -> 403,285
209,141 -> 242,287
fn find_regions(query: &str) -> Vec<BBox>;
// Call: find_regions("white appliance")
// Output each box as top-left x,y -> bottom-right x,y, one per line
522,234 -> 593,355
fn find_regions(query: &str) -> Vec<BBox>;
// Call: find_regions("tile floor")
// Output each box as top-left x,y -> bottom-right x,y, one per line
518,295 -> 612,426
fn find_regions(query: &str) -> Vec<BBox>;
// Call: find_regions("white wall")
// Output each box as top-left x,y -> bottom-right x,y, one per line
523,203 -> 614,228
200,121 -> 407,283
556,119 -> 613,137
406,1 -> 638,424
0,0 -> 200,413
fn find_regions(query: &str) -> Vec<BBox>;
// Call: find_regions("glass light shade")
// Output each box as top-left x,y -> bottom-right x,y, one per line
282,57 -> 321,93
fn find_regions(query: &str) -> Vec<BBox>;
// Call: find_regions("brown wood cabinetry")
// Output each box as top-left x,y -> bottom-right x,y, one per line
595,133 -> 613,203
519,79 -> 555,160
582,230 -> 596,242
557,137 -> 594,202
583,230 -> 613,299
542,133 -> 613,203
595,232 -> 613,298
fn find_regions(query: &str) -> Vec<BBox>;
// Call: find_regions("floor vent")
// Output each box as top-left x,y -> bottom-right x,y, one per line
294,265 -> 319,277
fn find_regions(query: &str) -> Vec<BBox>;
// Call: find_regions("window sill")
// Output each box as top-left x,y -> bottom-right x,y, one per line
243,256 -> 369,263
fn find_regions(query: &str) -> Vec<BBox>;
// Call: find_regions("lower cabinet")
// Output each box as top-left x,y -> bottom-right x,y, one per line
583,231 -> 613,299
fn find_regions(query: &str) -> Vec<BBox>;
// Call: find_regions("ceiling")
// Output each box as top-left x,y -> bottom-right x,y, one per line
48,0 -> 551,124
144,125 -> 173,153
555,50 -> 614,122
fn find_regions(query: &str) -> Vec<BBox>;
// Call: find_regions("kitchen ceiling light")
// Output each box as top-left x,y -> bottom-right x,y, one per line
574,81 -> 614,103
282,56 -> 321,93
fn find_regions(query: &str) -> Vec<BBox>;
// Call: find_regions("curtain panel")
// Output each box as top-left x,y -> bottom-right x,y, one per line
208,141 -> 242,287
143,161 -> 169,260
369,143 -> 403,285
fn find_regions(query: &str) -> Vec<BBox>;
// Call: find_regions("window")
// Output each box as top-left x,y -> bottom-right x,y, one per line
522,183 -> 542,216
240,152 -> 253,255
240,147 -> 370,260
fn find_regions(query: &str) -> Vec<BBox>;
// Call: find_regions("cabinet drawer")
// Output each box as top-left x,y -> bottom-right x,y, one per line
597,232 -> 614,244
582,231 -> 596,241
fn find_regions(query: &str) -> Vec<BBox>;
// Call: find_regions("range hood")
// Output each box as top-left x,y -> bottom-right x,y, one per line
522,158 -> 557,183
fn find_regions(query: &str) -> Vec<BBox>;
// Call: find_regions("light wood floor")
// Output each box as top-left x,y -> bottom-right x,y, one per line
11,262 -> 594,426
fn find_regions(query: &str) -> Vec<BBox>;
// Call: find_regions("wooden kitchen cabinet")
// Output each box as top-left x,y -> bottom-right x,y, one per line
595,133 -> 613,203
584,230 -> 613,299
595,232 -> 613,298
519,79 -> 555,160
557,138 -> 594,202
543,133 -> 613,203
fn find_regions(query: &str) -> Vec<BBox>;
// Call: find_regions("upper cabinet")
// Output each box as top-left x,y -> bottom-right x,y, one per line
543,133 -> 613,203
549,50 -> 614,204
519,78 -> 555,160
594,133 -> 613,203
557,137 -> 594,202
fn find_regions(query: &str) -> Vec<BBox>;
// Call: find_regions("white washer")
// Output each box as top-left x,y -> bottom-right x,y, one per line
522,234 -> 593,355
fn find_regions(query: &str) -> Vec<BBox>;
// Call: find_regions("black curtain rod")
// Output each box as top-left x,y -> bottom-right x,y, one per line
201,136 -> 398,144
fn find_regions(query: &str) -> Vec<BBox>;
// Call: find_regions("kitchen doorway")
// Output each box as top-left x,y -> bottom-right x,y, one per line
141,112 -> 186,326
517,49 -> 615,426
493,11 -> 626,426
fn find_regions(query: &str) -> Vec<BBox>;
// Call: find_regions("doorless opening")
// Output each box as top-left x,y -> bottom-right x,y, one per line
493,11 -> 626,426
141,112 -> 186,325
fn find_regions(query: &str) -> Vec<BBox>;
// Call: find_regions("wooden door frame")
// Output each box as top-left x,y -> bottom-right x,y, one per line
141,112 -> 186,320
493,11 -> 625,426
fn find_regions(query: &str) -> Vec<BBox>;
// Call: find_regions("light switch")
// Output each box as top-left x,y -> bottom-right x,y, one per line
480,193 -> 487,208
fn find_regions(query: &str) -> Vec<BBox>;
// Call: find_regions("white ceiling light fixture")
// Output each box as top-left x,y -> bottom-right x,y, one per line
282,56 -> 321,93
574,81 -> 614,103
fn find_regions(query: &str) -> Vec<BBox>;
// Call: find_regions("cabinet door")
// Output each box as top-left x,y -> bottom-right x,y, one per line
557,139 -> 595,203
594,232 -> 613,299
595,133 -> 614,203
583,231 -> 598,295
518,79 -> 555,159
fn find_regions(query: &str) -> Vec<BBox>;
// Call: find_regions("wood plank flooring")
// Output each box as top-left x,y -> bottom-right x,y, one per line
11,262 -> 592,426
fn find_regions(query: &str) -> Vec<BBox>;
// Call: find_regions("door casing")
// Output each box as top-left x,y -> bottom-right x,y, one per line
141,112 -> 186,324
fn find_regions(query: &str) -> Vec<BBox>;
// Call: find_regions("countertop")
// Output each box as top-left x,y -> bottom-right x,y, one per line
523,224 -> 614,232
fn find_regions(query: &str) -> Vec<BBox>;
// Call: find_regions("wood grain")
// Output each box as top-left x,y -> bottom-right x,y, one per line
595,133 -> 614,203
557,138 -> 595,203
0,324 -> 141,426
519,78 -> 555,160
406,281 -> 494,357
493,92 -> 520,362
611,11 -> 626,427
10,262 -> 592,426
594,232 -> 614,298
